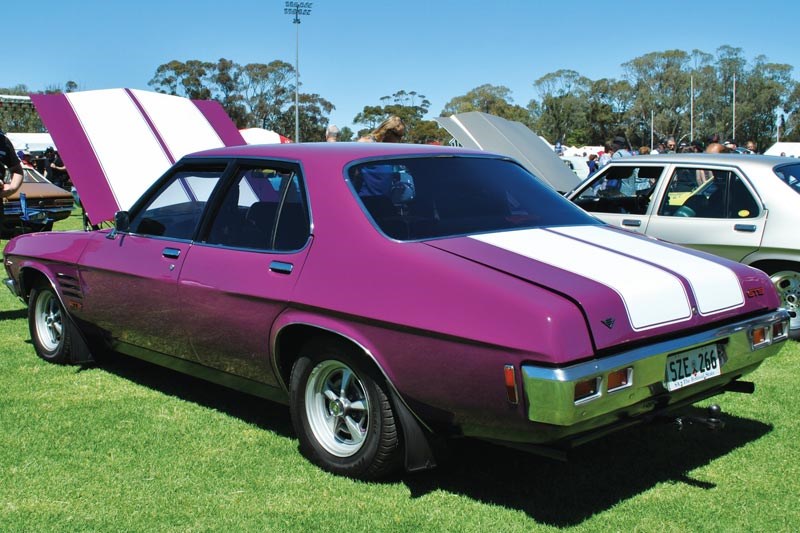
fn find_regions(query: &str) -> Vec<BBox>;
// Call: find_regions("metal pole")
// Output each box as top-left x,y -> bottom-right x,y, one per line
690,75 -> 694,142
284,2 -> 312,143
732,73 -> 737,141
651,110 -> 654,149
295,19 -> 299,143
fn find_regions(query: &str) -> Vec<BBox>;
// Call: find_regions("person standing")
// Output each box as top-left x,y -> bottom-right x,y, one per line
49,151 -> 69,189
1,131 -> 25,230
325,125 -> 340,142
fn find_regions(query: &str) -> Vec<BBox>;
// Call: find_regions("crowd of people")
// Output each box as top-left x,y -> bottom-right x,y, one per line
17,147 -> 71,189
586,134 -> 761,177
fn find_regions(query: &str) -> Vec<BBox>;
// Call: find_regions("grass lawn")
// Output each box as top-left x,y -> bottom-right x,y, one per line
1,211 -> 799,531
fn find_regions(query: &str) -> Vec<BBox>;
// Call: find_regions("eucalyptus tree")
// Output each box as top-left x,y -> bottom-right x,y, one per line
354,90 -> 440,144
585,78 -> 634,146
623,50 -> 693,144
148,59 -> 214,100
149,58 -> 334,140
724,54 -> 794,150
441,84 -> 532,127
532,70 -> 591,146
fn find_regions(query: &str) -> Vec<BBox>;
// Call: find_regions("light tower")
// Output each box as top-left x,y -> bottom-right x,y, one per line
284,1 -> 312,142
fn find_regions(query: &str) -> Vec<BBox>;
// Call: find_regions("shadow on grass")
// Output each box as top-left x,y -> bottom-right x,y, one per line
88,351 -> 294,438
404,410 -> 772,526
0,308 -> 27,321
83,352 -> 771,526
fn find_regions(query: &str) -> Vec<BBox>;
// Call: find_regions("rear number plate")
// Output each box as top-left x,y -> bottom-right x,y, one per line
665,344 -> 722,391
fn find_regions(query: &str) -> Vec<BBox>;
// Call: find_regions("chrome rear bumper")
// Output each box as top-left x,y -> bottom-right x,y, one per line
522,310 -> 790,427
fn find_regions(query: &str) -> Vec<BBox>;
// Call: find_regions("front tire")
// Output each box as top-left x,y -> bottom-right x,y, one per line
28,283 -> 74,364
289,339 -> 402,479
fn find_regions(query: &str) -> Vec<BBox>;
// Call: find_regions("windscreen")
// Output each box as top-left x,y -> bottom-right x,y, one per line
349,155 -> 599,241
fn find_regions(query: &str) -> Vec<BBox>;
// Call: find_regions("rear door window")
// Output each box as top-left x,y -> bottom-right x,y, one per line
658,168 -> 759,219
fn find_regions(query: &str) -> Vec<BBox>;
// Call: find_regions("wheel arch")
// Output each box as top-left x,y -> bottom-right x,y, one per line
272,318 -> 437,472
747,258 -> 800,276
273,322 -> 394,397
19,265 -> 94,363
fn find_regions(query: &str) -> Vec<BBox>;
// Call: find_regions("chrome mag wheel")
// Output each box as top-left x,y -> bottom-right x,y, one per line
771,270 -> 800,336
304,359 -> 370,458
34,289 -> 64,353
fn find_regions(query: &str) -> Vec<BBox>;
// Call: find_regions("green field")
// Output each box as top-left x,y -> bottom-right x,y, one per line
1,212 -> 799,531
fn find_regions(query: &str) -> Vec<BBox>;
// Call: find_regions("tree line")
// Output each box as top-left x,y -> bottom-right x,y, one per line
3,45 -> 799,150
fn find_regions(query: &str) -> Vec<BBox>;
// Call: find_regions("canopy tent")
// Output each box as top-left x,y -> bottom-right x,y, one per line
5,132 -> 56,153
239,127 -> 292,144
764,142 -> 800,157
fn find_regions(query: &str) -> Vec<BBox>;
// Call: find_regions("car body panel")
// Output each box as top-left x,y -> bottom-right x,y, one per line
3,143 -> 789,454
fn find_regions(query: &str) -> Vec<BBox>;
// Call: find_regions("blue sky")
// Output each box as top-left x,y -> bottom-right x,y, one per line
6,0 -> 799,135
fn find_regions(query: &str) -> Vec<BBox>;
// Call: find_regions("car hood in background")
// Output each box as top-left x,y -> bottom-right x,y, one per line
434,112 -> 581,193
32,89 -> 245,225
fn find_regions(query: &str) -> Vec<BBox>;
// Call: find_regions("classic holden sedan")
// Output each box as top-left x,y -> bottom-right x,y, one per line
3,143 -> 790,479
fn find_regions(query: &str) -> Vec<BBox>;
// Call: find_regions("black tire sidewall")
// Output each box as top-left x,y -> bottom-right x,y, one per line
289,341 -> 398,478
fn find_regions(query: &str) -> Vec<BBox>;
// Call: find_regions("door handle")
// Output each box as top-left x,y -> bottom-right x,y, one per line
622,219 -> 642,227
269,261 -> 294,274
162,247 -> 181,259
734,224 -> 757,233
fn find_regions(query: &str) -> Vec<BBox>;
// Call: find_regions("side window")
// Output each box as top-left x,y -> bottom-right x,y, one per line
572,166 -> 662,215
129,167 -> 225,239
659,169 -> 758,219
727,175 -> 759,218
205,166 -> 310,251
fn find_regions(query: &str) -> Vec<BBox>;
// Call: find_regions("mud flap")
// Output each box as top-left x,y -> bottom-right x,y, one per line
388,389 -> 437,472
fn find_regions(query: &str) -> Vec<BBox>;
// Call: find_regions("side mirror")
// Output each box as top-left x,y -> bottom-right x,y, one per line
114,211 -> 130,233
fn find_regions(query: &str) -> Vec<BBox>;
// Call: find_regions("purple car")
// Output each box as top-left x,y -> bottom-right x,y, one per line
3,141 -> 790,479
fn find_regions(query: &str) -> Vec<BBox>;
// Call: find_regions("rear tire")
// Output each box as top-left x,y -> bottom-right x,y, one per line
28,283 -> 74,364
289,338 -> 402,479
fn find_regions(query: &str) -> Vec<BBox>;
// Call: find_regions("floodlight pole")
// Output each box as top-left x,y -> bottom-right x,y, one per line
284,2 -> 312,143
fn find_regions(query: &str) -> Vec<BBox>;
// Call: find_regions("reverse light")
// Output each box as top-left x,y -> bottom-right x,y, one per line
503,365 -> 519,405
607,367 -> 633,392
772,321 -> 788,341
574,377 -> 600,403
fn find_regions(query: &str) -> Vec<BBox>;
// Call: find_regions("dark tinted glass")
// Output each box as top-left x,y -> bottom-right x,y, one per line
774,163 -> 800,195
205,166 -> 309,251
129,167 -> 225,239
349,156 -> 599,240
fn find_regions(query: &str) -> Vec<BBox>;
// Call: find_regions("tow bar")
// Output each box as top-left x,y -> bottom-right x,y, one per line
674,404 -> 725,431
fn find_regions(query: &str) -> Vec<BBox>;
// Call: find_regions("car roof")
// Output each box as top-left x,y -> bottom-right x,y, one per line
602,153 -> 797,167
187,141 -> 485,161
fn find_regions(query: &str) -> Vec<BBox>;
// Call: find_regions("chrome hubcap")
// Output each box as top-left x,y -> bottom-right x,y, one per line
35,291 -> 63,352
305,360 -> 369,457
771,270 -> 800,332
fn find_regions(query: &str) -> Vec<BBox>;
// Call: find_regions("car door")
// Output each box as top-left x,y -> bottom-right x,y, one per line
177,163 -> 312,386
570,164 -> 667,234
77,164 -> 227,358
644,166 -> 766,261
